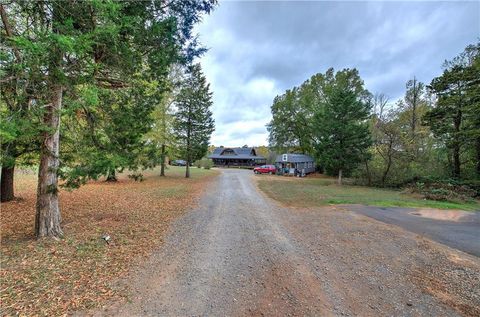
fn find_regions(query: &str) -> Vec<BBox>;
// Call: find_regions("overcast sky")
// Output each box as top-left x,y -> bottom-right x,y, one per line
194,1 -> 479,147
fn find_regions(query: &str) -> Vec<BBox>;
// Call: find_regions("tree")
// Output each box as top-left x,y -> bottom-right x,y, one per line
1,0 -> 216,238
425,42 -> 480,178
0,4 -> 42,202
267,86 -> 314,154
144,77 -> 178,177
313,69 -> 372,184
173,64 -> 215,178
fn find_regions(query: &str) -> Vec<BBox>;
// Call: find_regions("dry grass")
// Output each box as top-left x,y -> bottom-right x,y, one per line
0,166 -> 218,316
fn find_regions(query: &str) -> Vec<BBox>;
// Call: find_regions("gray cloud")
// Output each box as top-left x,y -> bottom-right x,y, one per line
196,1 -> 479,146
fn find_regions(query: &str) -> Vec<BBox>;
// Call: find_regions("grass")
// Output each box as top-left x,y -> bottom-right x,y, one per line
0,166 -> 218,316
257,176 -> 480,211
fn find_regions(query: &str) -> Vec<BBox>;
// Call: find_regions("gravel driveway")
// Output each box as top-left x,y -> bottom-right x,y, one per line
96,169 -> 480,316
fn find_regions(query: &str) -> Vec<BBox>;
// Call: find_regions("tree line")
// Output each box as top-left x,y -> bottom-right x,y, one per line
268,42 -> 480,187
0,1 -> 216,238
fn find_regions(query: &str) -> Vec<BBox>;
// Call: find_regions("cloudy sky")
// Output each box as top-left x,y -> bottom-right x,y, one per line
194,1 -> 479,147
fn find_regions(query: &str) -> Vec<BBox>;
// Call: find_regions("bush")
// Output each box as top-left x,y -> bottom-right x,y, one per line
407,179 -> 478,202
193,159 -> 213,169
203,159 -> 212,169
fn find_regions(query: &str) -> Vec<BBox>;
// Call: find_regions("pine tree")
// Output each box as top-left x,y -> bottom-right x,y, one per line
313,69 -> 372,184
425,42 -> 480,178
174,64 -> 215,178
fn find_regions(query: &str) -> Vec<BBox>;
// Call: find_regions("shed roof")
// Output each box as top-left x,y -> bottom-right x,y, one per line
208,147 -> 265,160
275,153 -> 314,163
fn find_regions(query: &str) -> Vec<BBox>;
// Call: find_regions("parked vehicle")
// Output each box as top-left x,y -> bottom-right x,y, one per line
253,165 -> 276,174
171,159 -> 187,166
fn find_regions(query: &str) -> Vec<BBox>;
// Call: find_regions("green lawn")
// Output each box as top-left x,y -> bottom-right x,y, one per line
257,176 -> 480,211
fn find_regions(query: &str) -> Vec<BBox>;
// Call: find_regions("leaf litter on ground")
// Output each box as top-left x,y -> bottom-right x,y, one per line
0,167 -> 217,316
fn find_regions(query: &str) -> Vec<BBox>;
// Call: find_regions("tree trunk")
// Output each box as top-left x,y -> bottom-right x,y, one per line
382,142 -> 393,186
476,137 -> 480,178
364,160 -> 371,187
160,143 -> 166,176
338,169 -> 342,185
1,165 -> 15,202
452,109 -> 462,178
35,85 -> 63,239
185,117 -> 191,179
452,144 -> 460,178
106,169 -> 117,182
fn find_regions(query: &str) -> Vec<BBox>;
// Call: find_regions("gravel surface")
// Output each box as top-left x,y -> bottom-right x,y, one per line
93,169 -> 480,316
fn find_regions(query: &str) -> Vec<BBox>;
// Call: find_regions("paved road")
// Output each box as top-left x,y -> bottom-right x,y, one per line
347,205 -> 480,257
96,169 -> 479,317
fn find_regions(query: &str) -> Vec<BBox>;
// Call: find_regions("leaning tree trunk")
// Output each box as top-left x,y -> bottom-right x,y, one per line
160,143 -> 166,177
35,85 -> 63,238
1,165 -> 15,202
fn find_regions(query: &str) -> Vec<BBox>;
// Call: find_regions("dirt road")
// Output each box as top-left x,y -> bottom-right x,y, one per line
96,169 -> 480,316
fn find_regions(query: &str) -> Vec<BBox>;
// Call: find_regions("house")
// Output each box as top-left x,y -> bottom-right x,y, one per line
275,153 -> 315,174
208,146 -> 266,168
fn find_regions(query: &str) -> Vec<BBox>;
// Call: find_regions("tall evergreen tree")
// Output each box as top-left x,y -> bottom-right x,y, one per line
173,64 -> 215,178
0,0 -> 215,238
313,69 -> 372,184
425,42 -> 480,178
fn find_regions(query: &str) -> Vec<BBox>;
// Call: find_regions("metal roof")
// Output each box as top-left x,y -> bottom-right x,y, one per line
208,147 -> 265,160
275,153 -> 314,163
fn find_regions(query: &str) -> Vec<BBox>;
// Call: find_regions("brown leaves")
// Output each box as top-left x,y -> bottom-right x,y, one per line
0,167 -> 217,316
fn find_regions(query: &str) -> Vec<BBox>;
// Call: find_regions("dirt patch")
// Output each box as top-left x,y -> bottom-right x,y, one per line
411,208 -> 472,222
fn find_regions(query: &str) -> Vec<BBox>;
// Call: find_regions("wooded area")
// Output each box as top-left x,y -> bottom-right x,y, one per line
0,1 -> 216,238
268,42 -> 480,193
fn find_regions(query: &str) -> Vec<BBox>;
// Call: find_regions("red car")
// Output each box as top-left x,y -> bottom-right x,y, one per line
253,165 -> 276,174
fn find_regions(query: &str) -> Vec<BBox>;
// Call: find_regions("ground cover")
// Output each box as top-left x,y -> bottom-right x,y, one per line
257,175 -> 480,211
0,166 -> 217,316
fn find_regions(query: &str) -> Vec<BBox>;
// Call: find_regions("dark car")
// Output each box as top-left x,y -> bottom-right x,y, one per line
253,165 -> 276,174
171,159 -> 187,166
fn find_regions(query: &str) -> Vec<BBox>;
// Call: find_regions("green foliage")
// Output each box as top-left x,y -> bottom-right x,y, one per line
194,158 -> 213,169
424,42 -> 480,179
267,68 -> 372,179
173,64 -> 215,168
313,69 -> 372,177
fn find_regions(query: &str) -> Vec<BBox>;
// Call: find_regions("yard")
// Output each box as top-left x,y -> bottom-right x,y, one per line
257,175 -> 480,211
0,166 -> 217,316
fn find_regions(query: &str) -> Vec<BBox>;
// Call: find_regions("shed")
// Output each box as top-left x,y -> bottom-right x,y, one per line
275,153 -> 315,174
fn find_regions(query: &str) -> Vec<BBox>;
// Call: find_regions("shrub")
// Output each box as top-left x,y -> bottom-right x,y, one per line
407,179 -> 478,202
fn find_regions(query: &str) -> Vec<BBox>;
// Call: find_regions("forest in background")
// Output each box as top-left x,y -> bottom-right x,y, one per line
267,42 -> 480,200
